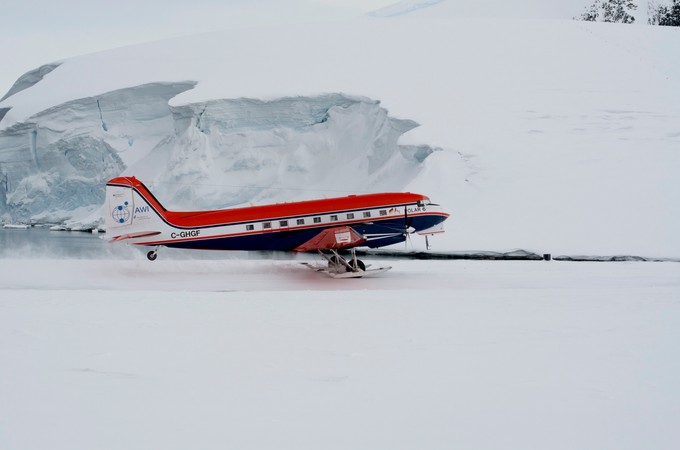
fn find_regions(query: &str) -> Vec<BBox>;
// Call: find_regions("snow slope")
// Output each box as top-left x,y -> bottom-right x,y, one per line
0,0 -> 678,256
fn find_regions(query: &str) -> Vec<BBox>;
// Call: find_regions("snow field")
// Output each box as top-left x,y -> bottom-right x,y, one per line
0,1 -> 679,446
1,258 -> 679,449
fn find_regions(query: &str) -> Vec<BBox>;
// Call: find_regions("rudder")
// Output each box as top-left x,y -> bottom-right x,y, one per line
105,176 -> 167,237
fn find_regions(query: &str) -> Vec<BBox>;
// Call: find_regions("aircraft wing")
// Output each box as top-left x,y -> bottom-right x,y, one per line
293,226 -> 366,252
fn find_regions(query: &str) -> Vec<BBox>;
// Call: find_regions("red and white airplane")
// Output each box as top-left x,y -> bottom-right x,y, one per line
105,176 -> 449,277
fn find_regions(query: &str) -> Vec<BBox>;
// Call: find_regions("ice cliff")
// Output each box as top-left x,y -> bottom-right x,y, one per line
0,79 -> 434,225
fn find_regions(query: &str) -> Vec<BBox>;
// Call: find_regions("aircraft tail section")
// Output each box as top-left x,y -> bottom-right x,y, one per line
105,176 -> 167,240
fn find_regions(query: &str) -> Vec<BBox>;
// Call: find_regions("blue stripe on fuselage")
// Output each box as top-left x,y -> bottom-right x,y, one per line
163,215 -> 445,251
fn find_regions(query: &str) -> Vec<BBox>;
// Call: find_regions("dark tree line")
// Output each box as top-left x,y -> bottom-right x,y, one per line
577,0 -> 638,23
576,0 -> 679,25
649,0 -> 680,25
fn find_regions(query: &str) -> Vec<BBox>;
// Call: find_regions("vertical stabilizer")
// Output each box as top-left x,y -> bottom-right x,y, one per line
106,181 -> 135,230
104,176 -> 167,241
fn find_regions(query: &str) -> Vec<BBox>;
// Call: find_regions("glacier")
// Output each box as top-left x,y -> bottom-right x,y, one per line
0,80 -> 434,225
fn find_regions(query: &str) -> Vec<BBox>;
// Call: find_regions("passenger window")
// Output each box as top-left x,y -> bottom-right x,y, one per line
380,210 -> 387,216
347,213 -> 355,219
246,224 -> 254,231
363,211 -> 371,218
279,220 -> 288,227
263,222 -> 271,229
313,217 -> 321,223
330,215 -> 338,221
297,219 -> 305,225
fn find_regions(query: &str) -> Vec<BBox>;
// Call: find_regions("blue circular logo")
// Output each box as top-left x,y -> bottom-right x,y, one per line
112,201 -> 130,224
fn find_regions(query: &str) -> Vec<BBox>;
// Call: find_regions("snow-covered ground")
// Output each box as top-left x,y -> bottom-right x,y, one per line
1,252 -> 679,450
1,1 -> 679,447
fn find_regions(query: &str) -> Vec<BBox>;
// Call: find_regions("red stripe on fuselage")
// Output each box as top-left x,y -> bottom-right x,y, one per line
107,176 -> 431,229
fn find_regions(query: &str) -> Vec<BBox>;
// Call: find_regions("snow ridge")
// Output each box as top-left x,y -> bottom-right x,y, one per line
0,63 -> 61,104
368,0 -> 446,18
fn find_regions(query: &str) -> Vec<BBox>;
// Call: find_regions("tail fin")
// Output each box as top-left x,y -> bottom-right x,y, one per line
105,176 -> 167,239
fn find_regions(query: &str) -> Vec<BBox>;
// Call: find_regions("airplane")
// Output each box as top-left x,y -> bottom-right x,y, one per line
105,176 -> 449,278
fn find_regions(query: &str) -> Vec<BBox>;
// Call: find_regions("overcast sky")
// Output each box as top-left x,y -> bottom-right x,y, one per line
0,0 -> 393,94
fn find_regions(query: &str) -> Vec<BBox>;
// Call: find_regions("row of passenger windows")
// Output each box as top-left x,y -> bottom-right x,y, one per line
244,209 -> 391,231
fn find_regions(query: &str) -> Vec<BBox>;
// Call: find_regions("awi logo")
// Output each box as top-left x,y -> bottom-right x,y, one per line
112,201 -> 131,224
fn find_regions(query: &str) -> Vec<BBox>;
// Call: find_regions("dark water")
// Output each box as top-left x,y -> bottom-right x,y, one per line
0,227 -> 110,259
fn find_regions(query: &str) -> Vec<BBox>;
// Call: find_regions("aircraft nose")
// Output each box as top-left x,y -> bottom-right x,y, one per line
413,203 -> 449,235
428,203 -> 450,220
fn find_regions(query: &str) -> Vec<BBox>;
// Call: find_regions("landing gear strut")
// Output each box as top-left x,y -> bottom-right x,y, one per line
300,248 -> 391,278
326,248 -> 365,274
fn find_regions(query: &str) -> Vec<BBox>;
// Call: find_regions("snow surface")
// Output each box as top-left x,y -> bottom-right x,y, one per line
1,254 -> 679,450
3,3 -> 679,449
0,0 -> 679,258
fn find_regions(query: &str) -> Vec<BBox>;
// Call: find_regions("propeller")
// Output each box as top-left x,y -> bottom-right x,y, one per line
403,206 -> 415,250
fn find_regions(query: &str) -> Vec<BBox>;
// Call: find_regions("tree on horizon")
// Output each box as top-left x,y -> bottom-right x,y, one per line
649,0 -> 680,25
576,0 -> 638,23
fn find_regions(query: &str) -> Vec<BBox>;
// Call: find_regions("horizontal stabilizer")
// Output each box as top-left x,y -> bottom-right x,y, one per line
293,226 -> 366,252
108,231 -> 162,242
